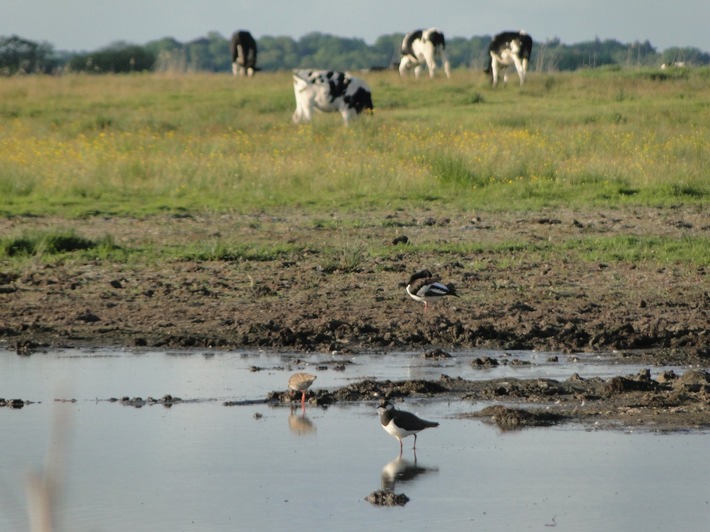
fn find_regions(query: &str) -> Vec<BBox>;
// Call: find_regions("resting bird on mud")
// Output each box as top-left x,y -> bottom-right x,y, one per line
377,401 -> 439,454
406,269 -> 459,313
288,372 -> 317,408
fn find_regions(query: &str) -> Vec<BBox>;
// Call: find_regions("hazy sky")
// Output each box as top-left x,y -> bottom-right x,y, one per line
4,0 -> 709,53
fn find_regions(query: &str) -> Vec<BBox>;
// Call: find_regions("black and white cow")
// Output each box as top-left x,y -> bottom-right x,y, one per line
230,30 -> 257,77
292,70 -> 374,126
399,28 -> 451,79
485,31 -> 533,86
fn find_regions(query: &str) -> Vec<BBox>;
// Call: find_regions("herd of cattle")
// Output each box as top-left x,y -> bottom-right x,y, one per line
231,28 -> 533,125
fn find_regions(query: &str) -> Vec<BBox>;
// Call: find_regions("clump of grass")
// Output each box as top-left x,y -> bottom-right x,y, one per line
430,153 -> 484,187
0,230 -> 117,258
318,244 -> 369,273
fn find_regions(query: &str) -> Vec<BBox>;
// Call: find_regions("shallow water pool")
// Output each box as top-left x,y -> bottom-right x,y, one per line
1,349 -> 708,531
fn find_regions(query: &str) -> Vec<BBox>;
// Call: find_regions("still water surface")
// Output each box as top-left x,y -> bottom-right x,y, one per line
1,349 -> 708,531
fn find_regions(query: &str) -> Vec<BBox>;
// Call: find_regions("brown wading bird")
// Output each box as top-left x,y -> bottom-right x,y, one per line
406,269 -> 459,313
288,372 -> 317,408
377,401 -> 439,454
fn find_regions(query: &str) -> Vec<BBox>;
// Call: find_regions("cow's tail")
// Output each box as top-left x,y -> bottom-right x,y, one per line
292,70 -> 310,91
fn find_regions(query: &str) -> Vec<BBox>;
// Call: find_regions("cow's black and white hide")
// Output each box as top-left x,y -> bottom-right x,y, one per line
485,31 -> 533,86
230,30 -> 257,77
399,28 -> 451,79
291,70 -> 374,126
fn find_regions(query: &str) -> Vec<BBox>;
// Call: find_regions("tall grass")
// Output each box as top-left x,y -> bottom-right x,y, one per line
0,69 -> 708,216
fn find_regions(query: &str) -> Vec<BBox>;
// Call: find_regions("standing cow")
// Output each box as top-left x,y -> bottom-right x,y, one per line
230,30 -> 257,77
399,28 -> 451,79
485,31 -> 533,86
291,70 -> 373,126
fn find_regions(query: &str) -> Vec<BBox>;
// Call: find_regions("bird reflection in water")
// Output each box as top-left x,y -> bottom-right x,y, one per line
288,404 -> 316,436
380,454 -> 438,492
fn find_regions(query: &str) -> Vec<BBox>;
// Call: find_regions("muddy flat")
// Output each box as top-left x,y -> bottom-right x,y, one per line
1,206 -> 708,429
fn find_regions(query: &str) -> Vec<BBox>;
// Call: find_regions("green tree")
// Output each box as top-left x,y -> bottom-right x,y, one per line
67,41 -> 155,73
0,35 -> 57,74
661,47 -> 710,66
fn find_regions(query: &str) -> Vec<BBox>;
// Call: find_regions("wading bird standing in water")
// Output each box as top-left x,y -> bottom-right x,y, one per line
288,372 -> 317,409
377,401 -> 439,454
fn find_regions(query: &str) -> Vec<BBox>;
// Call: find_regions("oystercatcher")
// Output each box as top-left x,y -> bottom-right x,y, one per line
406,269 -> 459,313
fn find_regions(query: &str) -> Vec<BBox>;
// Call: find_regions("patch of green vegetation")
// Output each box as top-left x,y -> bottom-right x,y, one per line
0,70 -> 708,218
0,230 -> 122,260
318,244 -> 369,273
179,240 -> 303,262
430,153 -> 485,187
563,235 -> 710,264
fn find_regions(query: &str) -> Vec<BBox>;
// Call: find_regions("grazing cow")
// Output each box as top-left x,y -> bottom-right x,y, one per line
291,70 -> 374,126
660,61 -> 686,69
230,30 -> 257,77
485,31 -> 533,86
399,28 -> 451,79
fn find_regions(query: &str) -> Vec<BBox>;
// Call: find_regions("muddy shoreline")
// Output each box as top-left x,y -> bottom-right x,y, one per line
1,207 -> 708,429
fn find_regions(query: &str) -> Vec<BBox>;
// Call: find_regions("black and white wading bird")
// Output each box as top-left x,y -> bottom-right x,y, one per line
406,269 -> 459,313
378,401 -> 439,454
288,372 -> 317,408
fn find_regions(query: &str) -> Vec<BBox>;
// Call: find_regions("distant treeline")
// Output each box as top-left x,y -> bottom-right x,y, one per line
2,32 -> 709,75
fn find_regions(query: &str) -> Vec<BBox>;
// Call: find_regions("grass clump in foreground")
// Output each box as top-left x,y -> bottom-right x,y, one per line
0,230 -> 121,261
0,69 -> 708,217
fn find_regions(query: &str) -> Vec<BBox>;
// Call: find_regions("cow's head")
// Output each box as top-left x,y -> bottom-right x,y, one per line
346,85 -> 374,115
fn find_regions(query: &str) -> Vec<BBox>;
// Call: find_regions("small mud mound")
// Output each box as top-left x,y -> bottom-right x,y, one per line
422,348 -> 452,360
0,398 -> 31,409
605,369 -> 660,394
111,394 -> 183,408
471,356 -> 499,369
471,405 -> 566,430
365,490 -> 409,506
673,369 -> 710,392
268,378 -> 449,405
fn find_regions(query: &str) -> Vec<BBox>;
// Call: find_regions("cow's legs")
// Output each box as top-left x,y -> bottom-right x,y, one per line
399,56 -> 414,77
519,57 -> 528,85
423,45 -> 437,78
512,55 -> 526,86
491,56 -> 500,86
440,50 -> 451,79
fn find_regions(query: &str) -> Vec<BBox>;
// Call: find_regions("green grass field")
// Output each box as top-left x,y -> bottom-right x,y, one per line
1,68 -> 708,266
1,68 -> 708,214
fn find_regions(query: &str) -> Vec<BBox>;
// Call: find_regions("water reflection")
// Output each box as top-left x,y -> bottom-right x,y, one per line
288,405 -> 316,436
380,454 -> 438,492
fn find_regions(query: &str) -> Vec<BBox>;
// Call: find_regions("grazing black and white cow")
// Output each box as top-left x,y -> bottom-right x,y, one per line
485,31 -> 533,86
230,30 -> 257,77
291,70 -> 374,126
399,28 -> 451,79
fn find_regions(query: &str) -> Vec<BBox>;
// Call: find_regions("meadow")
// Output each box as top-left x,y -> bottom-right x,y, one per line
3,69 -> 709,532
0,67 -> 709,266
